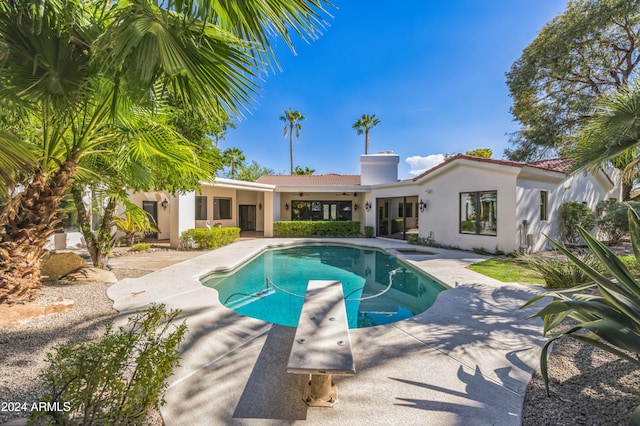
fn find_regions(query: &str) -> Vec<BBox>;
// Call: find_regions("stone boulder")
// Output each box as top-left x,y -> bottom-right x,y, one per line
40,252 -> 87,282
63,267 -> 118,284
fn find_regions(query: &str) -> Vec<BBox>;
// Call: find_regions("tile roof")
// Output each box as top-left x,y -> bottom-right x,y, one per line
527,158 -> 573,173
255,174 -> 361,186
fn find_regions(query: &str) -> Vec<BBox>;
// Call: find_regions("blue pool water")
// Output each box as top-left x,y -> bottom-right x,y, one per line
201,244 -> 447,328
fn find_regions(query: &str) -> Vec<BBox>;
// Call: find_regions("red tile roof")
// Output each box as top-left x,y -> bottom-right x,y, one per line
527,158 -> 573,173
255,174 -> 361,186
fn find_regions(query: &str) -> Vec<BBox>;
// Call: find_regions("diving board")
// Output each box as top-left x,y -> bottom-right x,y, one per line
287,280 -> 355,407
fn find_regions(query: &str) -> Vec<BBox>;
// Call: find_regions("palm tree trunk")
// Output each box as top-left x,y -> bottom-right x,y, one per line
0,161 -> 77,304
289,123 -> 294,174
365,129 -> 369,154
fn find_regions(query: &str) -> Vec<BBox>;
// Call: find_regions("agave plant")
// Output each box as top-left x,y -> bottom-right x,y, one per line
523,208 -> 640,424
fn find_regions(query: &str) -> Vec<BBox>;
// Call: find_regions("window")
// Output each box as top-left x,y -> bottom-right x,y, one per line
398,202 -> 413,218
214,197 -> 232,220
195,196 -> 207,220
291,200 -> 352,221
540,191 -> 548,221
459,191 -> 497,236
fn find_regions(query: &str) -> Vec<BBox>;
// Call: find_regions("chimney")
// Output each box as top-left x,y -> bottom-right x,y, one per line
360,152 -> 399,185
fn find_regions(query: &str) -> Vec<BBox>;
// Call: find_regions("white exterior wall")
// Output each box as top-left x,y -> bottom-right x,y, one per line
360,153 -> 400,185
516,170 -> 618,252
414,162 -> 520,253
170,191 -> 195,249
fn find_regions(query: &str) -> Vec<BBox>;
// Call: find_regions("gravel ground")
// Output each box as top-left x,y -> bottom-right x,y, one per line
1,268 -> 639,425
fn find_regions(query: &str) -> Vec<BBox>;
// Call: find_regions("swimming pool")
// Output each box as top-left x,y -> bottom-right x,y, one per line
201,244 -> 447,328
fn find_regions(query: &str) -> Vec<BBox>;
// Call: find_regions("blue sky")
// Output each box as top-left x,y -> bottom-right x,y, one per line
222,1 -> 567,180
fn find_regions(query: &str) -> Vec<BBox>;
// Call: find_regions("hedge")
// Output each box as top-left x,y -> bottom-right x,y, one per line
273,221 -> 360,237
179,227 -> 240,250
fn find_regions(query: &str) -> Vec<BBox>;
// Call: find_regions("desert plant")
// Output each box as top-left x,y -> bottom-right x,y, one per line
528,253 -> 599,288
523,208 -> 640,424
31,304 -> 187,425
559,201 -> 596,244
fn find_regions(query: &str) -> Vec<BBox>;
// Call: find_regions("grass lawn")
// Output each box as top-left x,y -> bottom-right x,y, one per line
467,257 -> 545,284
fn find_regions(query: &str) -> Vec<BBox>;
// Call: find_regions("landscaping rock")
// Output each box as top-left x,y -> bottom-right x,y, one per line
40,252 -> 87,281
64,267 -> 118,284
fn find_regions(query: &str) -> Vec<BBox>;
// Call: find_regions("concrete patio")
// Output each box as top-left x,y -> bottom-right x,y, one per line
106,238 -> 547,425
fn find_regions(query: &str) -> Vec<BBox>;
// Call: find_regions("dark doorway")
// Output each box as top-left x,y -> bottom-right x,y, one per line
239,205 -> 256,231
142,201 -> 158,239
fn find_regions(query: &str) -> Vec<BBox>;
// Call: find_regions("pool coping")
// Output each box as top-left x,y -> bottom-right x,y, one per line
107,238 -> 548,425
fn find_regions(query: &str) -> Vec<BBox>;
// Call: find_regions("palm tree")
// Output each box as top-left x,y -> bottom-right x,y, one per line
0,0 -> 331,304
280,108 -> 306,174
223,148 -> 246,179
572,84 -> 640,200
353,114 -> 381,154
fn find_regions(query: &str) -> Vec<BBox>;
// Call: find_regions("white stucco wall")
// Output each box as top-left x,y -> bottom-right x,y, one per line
516,169 -> 618,252
170,191 -> 196,248
413,160 -> 521,253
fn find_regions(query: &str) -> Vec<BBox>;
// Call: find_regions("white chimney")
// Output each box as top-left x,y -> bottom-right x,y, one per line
360,152 -> 399,185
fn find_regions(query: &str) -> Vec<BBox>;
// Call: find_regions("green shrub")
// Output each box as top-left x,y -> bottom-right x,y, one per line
31,304 -> 187,425
559,201 -> 596,244
619,254 -> 640,277
131,242 -> 151,252
597,200 -> 640,244
472,247 -> 490,255
273,221 -> 360,237
179,227 -> 240,250
364,226 -> 374,238
528,253 -> 599,288
391,218 -> 404,233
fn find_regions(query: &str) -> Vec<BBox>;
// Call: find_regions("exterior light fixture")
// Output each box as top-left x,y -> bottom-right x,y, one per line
285,203 -> 289,211
419,199 -> 427,212
354,204 -> 358,211
299,192 -> 303,197
258,203 -> 262,210
364,201 -> 371,211
161,199 -> 168,210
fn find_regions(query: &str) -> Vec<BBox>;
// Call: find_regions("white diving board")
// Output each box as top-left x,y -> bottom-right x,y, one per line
287,280 -> 355,407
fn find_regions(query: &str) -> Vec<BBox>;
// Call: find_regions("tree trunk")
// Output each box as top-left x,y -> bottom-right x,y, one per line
0,162 -> 77,304
71,185 -> 117,270
622,179 -> 632,201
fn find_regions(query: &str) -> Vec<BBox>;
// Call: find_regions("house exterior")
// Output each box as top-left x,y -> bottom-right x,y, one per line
128,153 -> 620,253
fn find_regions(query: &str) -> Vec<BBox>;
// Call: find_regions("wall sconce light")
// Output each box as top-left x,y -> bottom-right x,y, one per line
299,192 -> 303,197
258,203 -> 262,210
285,203 -> 289,211
354,204 -> 358,211
419,199 -> 427,212
365,201 -> 371,211
161,199 -> 168,210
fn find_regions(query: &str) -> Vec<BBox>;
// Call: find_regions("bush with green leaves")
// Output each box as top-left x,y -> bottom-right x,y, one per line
273,221 -> 360,237
559,201 -> 596,244
364,226 -> 374,238
523,208 -> 640,424
131,242 -> 151,252
179,227 -> 240,250
31,304 -> 187,425
597,200 -> 640,245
